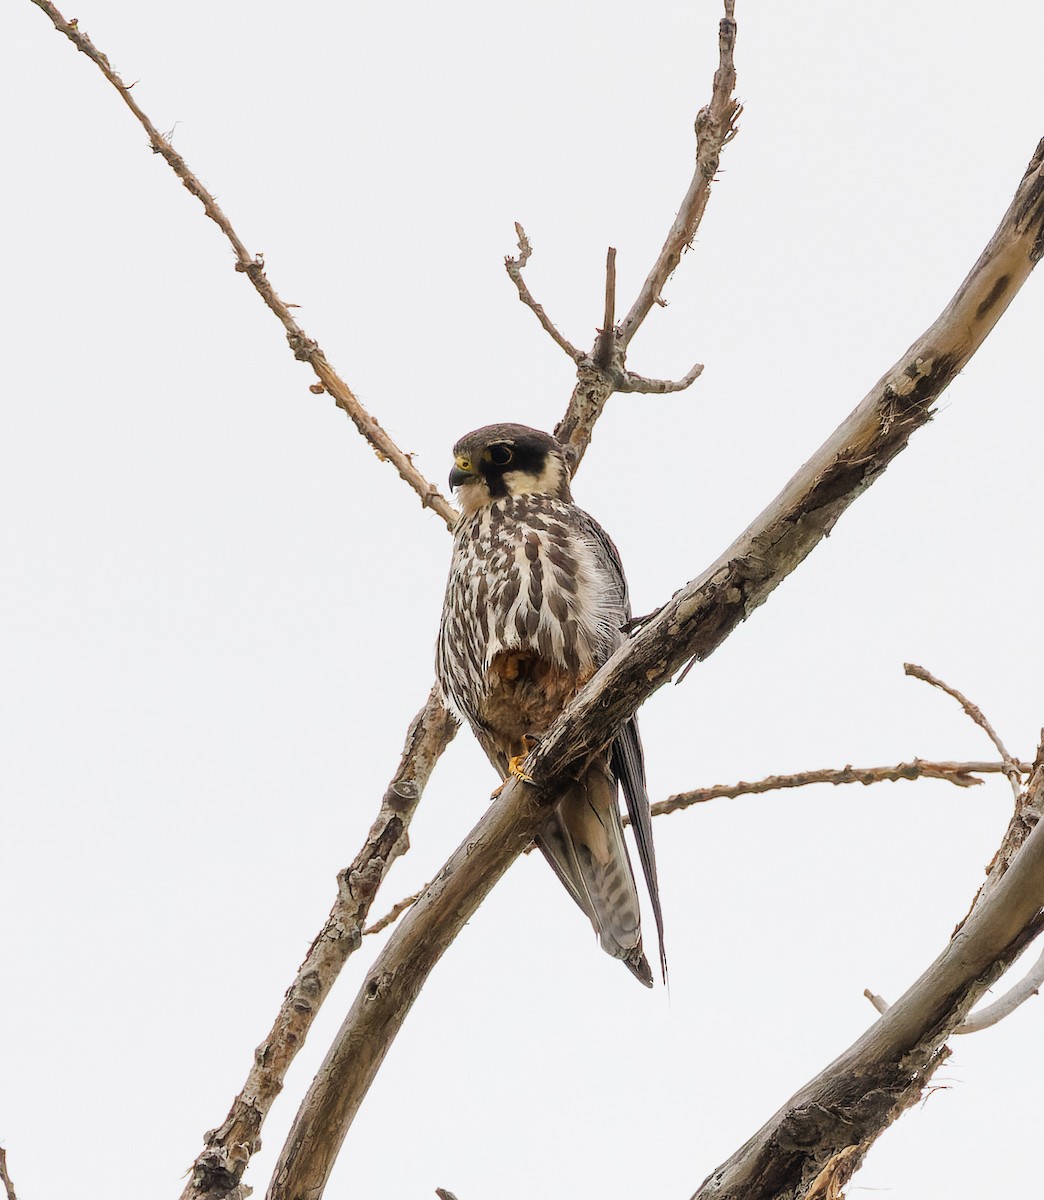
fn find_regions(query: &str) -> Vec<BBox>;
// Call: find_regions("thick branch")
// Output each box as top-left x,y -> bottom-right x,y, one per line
690,765 -> 1044,1200
267,143 -> 1044,1200
180,690 -> 456,1200
867,939 -> 1044,1035
30,0 -> 457,530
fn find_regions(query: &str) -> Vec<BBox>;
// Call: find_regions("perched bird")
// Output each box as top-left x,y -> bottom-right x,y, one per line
435,423 -> 665,986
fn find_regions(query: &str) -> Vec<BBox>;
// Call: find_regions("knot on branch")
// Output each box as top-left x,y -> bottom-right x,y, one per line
234,252 -> 265,275
287,331 -> 319,361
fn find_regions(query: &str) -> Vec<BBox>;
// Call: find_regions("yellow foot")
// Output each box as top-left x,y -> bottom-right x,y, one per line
507,752 -> 535,784
491,738 -> 539,796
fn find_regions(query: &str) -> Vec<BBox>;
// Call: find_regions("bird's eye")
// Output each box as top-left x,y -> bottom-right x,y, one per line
489,444 -> 513,466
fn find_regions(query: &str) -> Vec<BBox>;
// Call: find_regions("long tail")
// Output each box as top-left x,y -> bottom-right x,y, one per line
611,715 -> 667,984
536,758 -> 654,987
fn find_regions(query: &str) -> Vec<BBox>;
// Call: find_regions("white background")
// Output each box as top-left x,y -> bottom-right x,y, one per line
2,2 -> 1043,1197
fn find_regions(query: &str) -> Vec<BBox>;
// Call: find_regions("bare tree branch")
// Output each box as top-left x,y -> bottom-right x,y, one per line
266,143 -> 1044,1200
29,0 -> 457,531
0,1148 -> 19,1200
503,223 -> 583,362
704,732 -> 1044,1199
690,770 -> 1044,1200
956,941 -> 1044,1032
867,940 -> 1044,1035
616,0 -> 740,349
863,988 -> 889,1017
592,246 -> 618,370
551,0 -> 739,468
616,362 -> 705,394
180,690 -> 456,1200
906,661 -> 1023,798
364,886 -> 429,936
361,756 -> 1028,939
649,758 -> 1029,818
961,735 -> 1044,925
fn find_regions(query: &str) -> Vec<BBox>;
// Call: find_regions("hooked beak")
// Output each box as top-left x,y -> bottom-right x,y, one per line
449,460 -> 477,489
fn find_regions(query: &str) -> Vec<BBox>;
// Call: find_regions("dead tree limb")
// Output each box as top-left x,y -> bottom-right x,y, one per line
507,0 -> 741,471
906,662 -> 1023,798
689,756 -> 1044,1200
180,690 -> 456,1200
616,0 -> 740,350
0,1149 -> 19,1200
266,140 -> 1044,1200
29,0 -> 457,530
650,757 -> 1027,817
503,223 -> 583,362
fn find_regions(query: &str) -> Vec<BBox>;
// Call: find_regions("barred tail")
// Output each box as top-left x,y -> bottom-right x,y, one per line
537,760 -> 653,987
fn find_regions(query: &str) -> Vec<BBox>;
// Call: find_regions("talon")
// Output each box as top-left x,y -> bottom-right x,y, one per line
492,738 -> 539,795
507,752 -> 535,785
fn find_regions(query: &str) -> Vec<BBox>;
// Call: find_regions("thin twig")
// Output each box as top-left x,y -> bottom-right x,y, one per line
650,758 -> 1027,818
592,247 -> 617,369
364,886 -> 428,936
504,223 -> 583,361
617,363 -> 706,393
0,1148 -> 18,1200
30,0 -> 457,531
905,662 -> 1022,798
863,988 -> 889,1017
181,690 -> 457,1200
552,0 -> 738,465
617,0 -> 740,349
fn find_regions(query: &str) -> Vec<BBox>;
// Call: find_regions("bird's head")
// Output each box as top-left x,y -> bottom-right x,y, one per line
449,424 -> 572,514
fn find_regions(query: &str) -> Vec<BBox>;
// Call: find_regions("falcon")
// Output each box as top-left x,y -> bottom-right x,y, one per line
435,423 -> 665,986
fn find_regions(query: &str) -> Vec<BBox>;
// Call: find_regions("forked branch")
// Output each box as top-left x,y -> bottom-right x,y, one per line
691,757 -> 1044,1200
508,0 -> 741,470
906,661 -> 1023,798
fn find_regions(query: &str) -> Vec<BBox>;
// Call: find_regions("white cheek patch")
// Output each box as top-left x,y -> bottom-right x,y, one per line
503,454 -> 564,498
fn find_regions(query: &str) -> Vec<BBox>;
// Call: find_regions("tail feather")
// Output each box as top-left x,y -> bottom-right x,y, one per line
536,760 -> 654,988
612,716 -> 667,984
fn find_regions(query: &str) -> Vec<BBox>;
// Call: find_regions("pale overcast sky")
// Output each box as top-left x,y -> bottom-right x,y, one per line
2,2 -> 1043,1198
